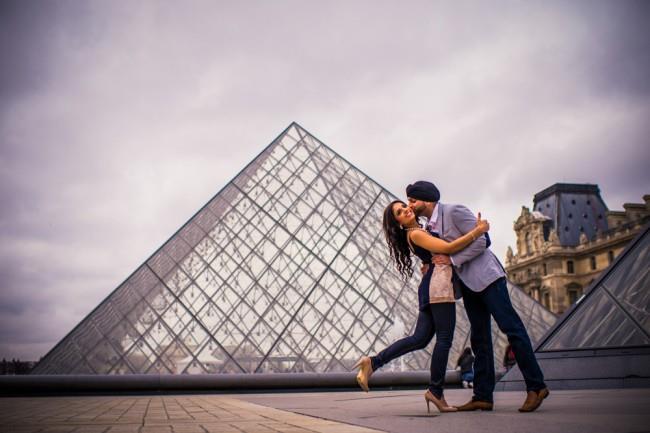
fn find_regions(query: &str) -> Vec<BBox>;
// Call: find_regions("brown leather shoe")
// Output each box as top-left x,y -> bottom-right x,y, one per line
519,388 -> 550,412
456,398 -> 493,411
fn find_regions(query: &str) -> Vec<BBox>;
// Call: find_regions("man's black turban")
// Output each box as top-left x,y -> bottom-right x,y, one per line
406,181 -> 440,202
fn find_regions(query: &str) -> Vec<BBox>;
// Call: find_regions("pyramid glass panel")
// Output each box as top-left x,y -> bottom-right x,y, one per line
33,123 -> 556,375
601,231 -> 650,334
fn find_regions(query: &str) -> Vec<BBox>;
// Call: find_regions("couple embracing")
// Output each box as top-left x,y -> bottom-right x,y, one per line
354,181 -> 549,413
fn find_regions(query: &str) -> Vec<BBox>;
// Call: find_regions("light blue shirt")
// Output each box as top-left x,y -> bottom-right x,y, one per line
426,202 -> 440,233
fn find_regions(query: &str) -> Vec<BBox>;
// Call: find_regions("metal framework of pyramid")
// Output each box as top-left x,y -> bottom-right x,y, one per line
499,224 -> 650,389
33,123 -> 556,375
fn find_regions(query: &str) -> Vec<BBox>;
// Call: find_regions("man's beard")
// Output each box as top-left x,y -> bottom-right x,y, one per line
412,206 -> 425,216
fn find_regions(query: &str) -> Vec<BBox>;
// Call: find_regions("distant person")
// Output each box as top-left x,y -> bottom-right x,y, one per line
353,197 -> 490,414
457,347 -> 475,388
503,343 -> 516,371
404,181 -> 549,413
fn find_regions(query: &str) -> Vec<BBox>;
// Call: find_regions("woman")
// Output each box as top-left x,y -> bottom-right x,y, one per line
354,200 -> 489,413
456,347 -> 475,389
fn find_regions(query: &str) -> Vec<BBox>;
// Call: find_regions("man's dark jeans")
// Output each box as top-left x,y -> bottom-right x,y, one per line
462,277 -> 546,402
371,302 -> 455,398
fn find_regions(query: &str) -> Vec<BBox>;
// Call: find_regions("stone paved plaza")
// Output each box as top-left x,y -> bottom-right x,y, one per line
0,395 -> 381,433
1,388 -> 649,433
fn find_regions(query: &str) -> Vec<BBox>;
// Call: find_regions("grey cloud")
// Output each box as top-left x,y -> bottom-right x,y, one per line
0,1 -> 58,102
572,1 -> 650,100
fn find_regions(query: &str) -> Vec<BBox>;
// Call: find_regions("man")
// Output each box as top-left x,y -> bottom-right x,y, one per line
406,180 -> 549,413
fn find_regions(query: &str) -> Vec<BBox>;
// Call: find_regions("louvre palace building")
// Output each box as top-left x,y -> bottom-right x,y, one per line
505,183 -> 650,314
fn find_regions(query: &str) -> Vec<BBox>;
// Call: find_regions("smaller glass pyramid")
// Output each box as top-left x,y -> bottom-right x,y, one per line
499,224 -> 650,391
539,225 -> 650,351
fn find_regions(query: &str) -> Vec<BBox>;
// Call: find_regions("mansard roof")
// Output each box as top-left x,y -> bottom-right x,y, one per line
533,183 -> 609,246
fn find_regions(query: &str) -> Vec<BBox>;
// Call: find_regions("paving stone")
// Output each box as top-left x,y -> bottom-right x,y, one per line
200,423 -> 242,433
143,418 -> 169,423
4,426 -> 46,433
260,421 -> 316,433
170,425 -> 207,433
39,427 -> 80,433
68,426 -> 110,433
141,426 -> 172,433
228,421 -> 279,433
105,426 -> 141,433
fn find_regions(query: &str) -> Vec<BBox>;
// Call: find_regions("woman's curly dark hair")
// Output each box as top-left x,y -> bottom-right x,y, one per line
383,200 -> 413,280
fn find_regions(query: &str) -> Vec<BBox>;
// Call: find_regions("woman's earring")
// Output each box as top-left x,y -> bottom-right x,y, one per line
400,225 -> 404,230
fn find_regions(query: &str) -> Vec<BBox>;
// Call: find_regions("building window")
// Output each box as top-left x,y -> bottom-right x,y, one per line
567,283 -> 582,305
567,260 -> 574,274
608,250 -> 615,263
543,263 -> 547,276
543,292 -> 551,309
525,232 -> 532,255
590,256 -> 596,270
532,287 -> 540,301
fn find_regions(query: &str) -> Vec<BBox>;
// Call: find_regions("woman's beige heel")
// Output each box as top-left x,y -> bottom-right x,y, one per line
424,390 -> 457,413
353,356 -> 373,392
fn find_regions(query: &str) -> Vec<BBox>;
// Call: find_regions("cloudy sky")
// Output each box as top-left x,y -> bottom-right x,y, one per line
1,0 -> 649,361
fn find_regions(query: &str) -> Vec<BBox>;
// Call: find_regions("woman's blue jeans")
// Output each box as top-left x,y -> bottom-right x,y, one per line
371,302 -> 455,398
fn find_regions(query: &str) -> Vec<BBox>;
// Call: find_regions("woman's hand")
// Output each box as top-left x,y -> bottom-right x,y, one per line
475,212 -> 490,233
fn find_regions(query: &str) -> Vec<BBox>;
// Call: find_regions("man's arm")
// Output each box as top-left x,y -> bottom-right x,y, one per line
449,204 -> 487,266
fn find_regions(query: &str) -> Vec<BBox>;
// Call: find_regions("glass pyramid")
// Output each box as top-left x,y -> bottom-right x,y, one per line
32,123 -> 556,375
538,225 -> 650,351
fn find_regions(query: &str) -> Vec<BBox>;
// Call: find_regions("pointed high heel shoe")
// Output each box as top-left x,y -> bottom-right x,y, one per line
424,390 -> 458,413
353,356 -> 373,392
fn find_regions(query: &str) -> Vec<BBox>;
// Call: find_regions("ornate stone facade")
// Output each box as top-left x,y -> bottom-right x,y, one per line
505,184 -> 649,314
